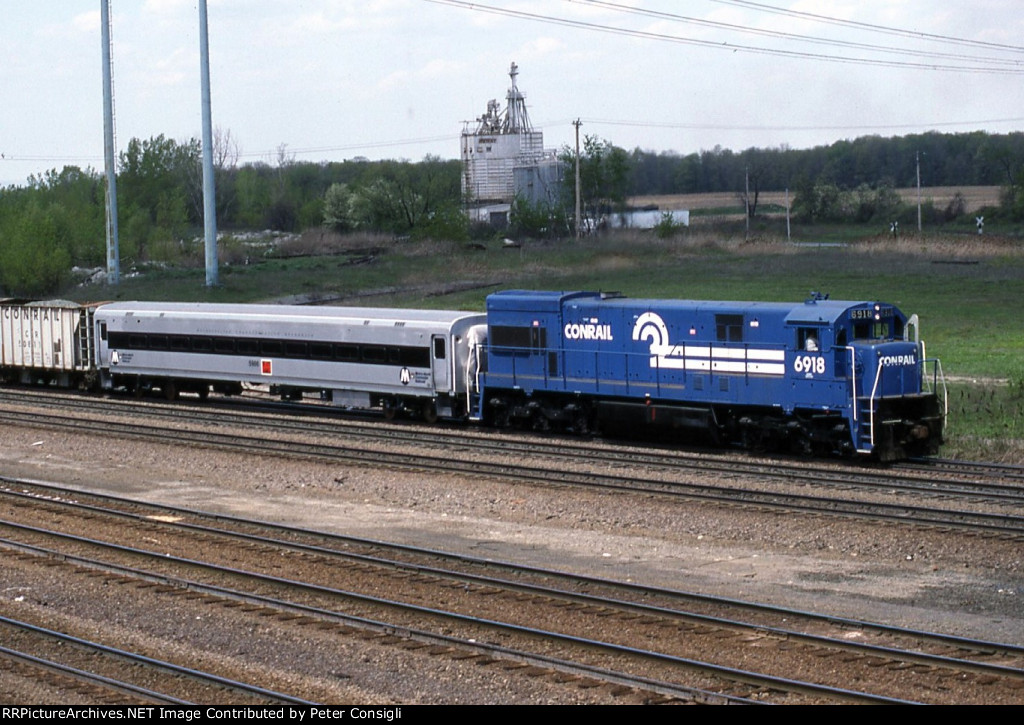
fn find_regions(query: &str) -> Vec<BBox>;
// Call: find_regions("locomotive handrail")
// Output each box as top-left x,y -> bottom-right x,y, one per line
868,361 -> 885,449
843,346 -> 858,423
923,357 -> 948,422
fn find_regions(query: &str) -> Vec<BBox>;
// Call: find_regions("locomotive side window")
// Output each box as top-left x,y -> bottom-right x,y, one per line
433,337 -> 446,359
715,314 -> 744,343
491,325 -> 532,350
491,325 -> 546,352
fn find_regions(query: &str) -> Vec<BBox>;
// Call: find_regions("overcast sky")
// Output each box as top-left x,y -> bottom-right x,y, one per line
2,0 -> 1023,186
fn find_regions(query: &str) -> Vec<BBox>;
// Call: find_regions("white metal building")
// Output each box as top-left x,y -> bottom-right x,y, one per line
461,63 -> 562,227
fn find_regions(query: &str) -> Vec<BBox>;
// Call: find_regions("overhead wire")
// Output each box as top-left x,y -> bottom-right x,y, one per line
708,0 -> 1024,53
573,0 -> 1024,68
423,0 -> 1024,74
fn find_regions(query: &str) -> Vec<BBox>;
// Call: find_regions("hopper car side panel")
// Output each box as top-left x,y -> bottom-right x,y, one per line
0,302 -> 96,386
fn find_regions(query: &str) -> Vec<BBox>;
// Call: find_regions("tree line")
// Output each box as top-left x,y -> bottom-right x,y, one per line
2,129 -> 1023,295
628,131 -> 1024,197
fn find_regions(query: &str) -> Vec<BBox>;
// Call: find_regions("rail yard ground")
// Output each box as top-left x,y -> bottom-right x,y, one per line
69,188 -> 1024,463
1,406 -> 1022,704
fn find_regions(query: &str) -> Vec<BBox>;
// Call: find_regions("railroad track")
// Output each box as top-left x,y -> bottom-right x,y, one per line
0,615 -> 316,705
2,394 -> 1023,537
3,477 -> 1022,705
5,388 -> 1023,504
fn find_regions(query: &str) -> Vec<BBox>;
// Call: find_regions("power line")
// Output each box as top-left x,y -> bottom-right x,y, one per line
423,0 -> 1024,74
710,0 -> 1024,53
574,0 -> 1024,68
236,133 -> 457,160
573,116 -> 1024,133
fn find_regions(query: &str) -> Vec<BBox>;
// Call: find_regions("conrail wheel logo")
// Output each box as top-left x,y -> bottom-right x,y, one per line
632,312 -> 670,348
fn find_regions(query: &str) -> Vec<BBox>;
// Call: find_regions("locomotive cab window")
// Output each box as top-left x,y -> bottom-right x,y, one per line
433,337 -> 446,360
797,327 -> 821,351
853,322 -> 891,340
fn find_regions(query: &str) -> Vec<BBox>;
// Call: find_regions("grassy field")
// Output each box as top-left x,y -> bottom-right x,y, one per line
68,223 -> 1024,462
629,186 -> 1002,213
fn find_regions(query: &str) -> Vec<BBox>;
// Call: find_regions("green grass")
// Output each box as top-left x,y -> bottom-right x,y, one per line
65,229 -> 1024,460
944,382 -> 1024,462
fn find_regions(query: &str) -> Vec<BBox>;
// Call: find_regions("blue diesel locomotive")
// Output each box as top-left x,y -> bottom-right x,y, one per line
474,290 -> 945,460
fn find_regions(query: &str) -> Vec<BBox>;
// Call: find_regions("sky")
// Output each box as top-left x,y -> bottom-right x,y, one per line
2,0 -> 1024,186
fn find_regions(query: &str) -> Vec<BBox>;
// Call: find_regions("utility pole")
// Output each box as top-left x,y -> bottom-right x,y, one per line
744,166 -> 750,240
785,187 -> 791,243
100,0 -> 119,285
573,119 -> 582,240
916,151 -> 922,234
199,0 -> 218,286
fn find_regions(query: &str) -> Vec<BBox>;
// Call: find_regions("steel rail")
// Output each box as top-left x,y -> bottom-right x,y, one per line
5,389 -> 1024,507
4,482 -> 1019,684
3,409 -> 1022,536
4,389 -> 1023,504
0,522 -> 913,705
8,474 -> 1021,663
0,615 -> 316,706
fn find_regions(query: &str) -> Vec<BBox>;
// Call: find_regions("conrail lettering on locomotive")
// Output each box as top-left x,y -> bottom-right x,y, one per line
879,354 -> 916,366
563,323 -> 613,341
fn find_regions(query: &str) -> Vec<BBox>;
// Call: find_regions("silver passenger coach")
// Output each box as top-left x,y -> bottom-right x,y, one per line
93,302 -> 487,420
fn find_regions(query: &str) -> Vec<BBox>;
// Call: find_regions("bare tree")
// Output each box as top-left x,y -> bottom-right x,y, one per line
213,126 -> 240,170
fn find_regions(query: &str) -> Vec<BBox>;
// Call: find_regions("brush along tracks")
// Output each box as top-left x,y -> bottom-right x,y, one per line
2,389 -> 1024,538
2,479 -> 1023,705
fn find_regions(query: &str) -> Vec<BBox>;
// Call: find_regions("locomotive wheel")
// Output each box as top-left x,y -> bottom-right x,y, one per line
422,401 -> 438,424
571,404 -> 592,435
382,399 -> 397,421
164,380 -> 178,401
490,402 -> 510,428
